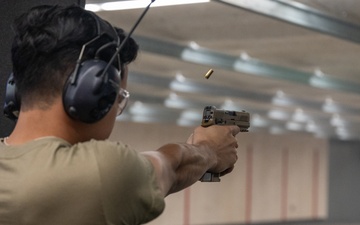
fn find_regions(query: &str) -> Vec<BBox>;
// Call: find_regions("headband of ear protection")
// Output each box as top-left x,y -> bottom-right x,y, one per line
3,11 -> 122,123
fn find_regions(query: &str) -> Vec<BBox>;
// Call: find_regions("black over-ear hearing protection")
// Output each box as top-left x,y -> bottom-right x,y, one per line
3,73 -> 20,121
4,1 -> 156,123
4,12 -> 122,123
63,12 -> 122,123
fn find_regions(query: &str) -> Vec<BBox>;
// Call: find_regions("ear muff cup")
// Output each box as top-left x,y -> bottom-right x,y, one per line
63,59 -> 120,123
3,73 -> 20,121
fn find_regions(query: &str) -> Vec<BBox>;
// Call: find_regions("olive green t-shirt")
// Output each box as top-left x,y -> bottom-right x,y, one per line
0,137 -> 165,225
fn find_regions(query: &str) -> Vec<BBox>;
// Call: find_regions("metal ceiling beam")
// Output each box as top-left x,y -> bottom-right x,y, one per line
128,71 -> 360,116
134,34 -> 360,95
215,0 -> 360,44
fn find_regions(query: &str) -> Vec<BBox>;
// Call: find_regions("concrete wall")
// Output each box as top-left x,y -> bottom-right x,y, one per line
327,139 -> 360,223
243,139 -> 360,225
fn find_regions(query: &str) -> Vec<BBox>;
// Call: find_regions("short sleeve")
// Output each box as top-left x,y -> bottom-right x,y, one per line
90,140 -> 165,225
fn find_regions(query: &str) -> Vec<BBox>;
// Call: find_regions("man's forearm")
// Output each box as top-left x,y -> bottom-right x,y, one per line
141,125 -> 239,197
142,143 -> 216,196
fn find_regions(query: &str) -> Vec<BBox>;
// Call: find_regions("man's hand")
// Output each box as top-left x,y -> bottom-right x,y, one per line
186,125 -> 240,175
142,125 -> 240,196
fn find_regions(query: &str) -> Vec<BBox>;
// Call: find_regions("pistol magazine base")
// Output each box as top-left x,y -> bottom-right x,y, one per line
200,172 -> 221,182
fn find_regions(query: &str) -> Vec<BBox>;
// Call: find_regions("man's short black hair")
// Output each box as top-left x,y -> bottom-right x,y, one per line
11,5 -> 138,110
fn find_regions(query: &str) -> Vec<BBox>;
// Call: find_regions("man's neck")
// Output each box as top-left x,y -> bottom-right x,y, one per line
6,101 -> 82,145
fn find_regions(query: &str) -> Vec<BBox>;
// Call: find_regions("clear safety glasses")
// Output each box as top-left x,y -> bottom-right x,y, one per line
117,88 -> 130,116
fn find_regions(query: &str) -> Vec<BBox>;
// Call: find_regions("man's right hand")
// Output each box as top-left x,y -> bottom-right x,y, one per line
142,125 -> 240,196
186,125 -> 240,176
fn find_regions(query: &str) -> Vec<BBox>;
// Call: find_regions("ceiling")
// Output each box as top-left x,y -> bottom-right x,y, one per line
85,0 -> 360,141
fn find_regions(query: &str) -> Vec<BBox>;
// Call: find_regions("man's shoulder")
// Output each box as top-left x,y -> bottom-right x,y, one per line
75,139 -> 133,155
75,139 -> 145,167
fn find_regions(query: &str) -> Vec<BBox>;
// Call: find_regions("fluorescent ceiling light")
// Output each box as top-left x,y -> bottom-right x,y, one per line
330,114 -> 346,127
305,120 -> 318,133
291,108 -> 308,122
269,126 -> 285,135
86,0 -> 210,12
251,114 -> 268,127
268,109 -> 290,121
178,110 -> 202,121
286,121 -> 303,131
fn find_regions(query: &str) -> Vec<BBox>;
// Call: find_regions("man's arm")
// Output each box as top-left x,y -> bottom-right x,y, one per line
141,125 -> 240,197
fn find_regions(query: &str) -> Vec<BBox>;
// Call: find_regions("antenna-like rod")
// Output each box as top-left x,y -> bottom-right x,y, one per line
101,0 -> 156,76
